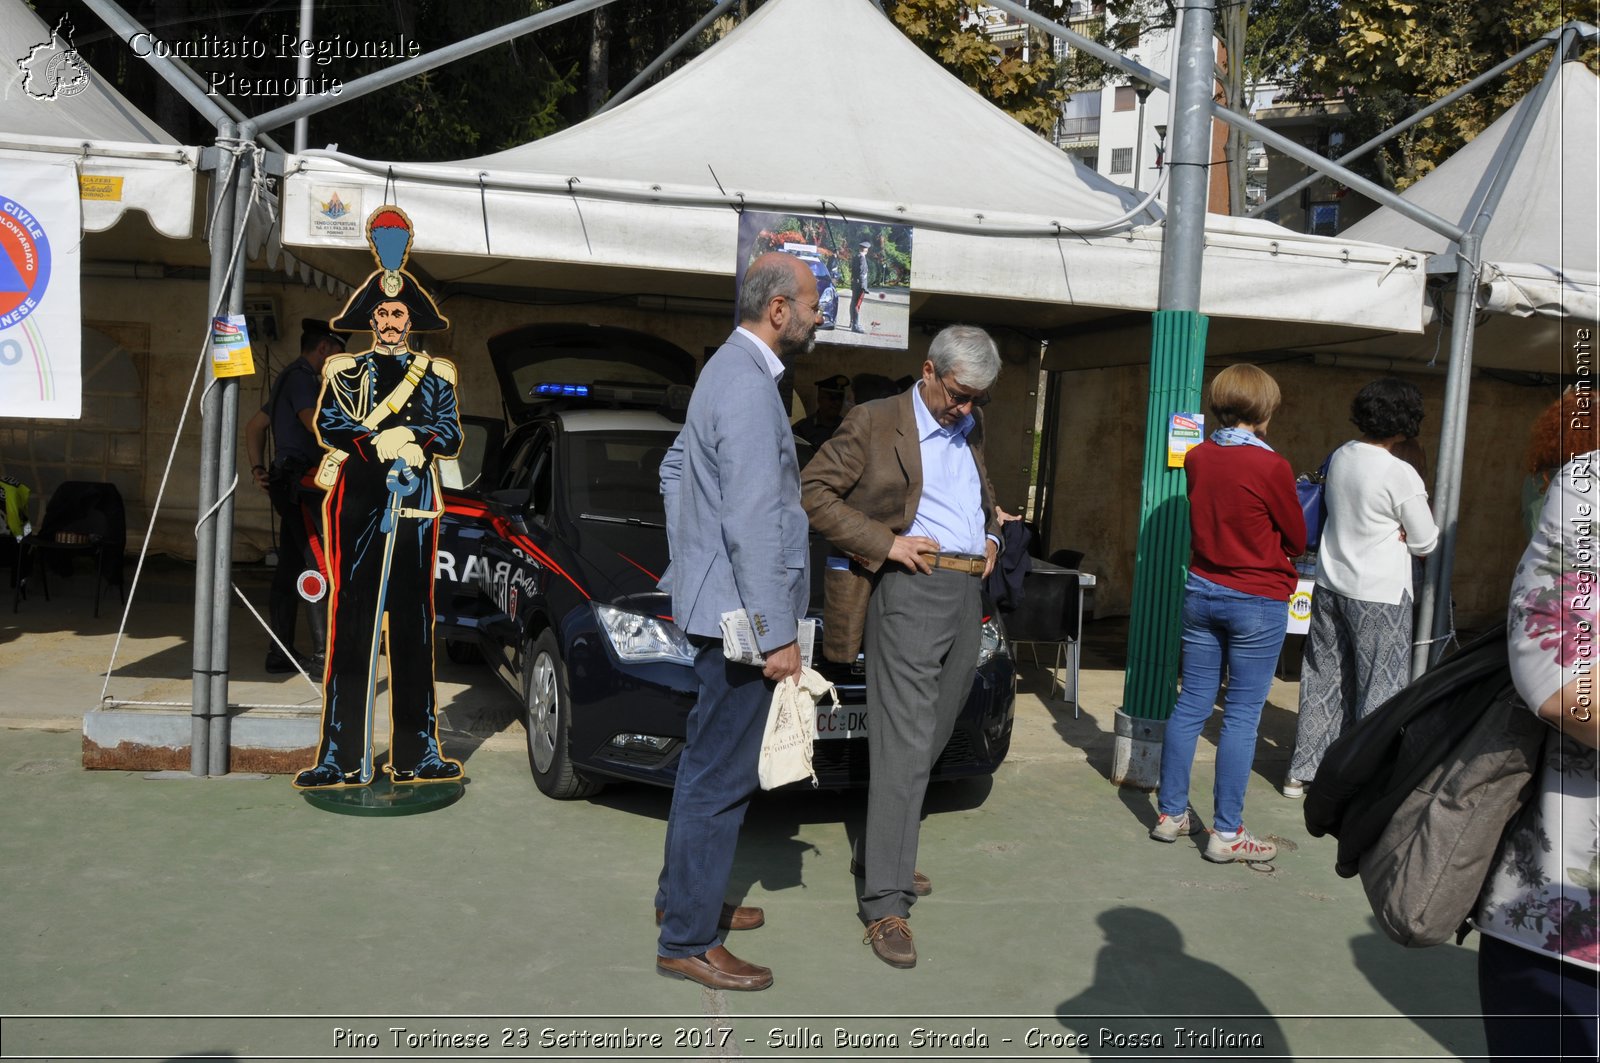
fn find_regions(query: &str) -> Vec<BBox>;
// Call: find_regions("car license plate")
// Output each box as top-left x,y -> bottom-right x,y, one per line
815,704 -> 867,740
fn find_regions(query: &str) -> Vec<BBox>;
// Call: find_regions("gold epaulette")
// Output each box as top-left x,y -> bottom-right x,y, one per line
324,353 -> 358,377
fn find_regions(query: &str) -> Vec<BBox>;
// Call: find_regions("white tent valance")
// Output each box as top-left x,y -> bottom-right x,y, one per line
0,136 -> 197,239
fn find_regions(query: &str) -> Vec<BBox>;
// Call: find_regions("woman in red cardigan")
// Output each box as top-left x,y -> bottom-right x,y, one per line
1147,364 -> 1306,863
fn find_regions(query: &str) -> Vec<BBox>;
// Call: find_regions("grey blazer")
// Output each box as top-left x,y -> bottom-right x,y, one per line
659,331 -> 810,650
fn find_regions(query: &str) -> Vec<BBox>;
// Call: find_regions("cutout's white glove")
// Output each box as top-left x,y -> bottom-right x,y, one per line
374,426 -> 414,460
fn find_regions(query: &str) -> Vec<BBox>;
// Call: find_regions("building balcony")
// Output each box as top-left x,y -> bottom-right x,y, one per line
1056,115 -> 1101,143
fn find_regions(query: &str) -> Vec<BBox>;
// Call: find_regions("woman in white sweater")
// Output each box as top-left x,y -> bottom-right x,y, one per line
1284,379 -> 1439,797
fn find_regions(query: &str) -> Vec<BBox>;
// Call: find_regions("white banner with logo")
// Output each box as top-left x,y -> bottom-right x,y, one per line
0,156 -> 81,419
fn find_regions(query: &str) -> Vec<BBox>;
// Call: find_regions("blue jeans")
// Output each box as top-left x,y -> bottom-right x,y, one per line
654,643 -> 770,958
1157,574 -> 1288,834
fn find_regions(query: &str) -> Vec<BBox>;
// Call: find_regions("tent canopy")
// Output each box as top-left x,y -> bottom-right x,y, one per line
1292,60 -> 1599,373
0,0 -> 197,239
1343,63 -> 1597,275
281,0 -> 1425,337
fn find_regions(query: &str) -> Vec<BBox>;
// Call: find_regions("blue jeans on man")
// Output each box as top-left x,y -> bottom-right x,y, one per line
1157,574 -> 1289,834
654,643 -> 770,958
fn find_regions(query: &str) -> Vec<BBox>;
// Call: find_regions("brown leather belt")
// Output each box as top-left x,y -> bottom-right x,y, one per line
923,551 -> 985,576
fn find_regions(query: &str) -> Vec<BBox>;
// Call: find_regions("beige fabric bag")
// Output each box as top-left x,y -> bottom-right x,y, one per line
758,667 -> 837,790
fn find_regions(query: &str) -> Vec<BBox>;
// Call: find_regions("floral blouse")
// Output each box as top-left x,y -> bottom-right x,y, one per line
1476,450 -> 1599,970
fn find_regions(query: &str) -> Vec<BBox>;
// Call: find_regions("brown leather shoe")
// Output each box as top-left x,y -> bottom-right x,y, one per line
656,945 -> 773,991
849,860 -> 932,896
654,902 -> 764,931
863,914 -> 916,969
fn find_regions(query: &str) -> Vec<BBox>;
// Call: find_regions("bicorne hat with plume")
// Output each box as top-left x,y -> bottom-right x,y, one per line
329,206 -> 449,334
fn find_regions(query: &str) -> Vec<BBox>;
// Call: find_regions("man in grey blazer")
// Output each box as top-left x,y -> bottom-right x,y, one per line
652,252 -> 819,992
801,325 -> 1003,969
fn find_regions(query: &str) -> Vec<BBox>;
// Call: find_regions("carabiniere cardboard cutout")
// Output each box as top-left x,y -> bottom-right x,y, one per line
293,206 -> 465,792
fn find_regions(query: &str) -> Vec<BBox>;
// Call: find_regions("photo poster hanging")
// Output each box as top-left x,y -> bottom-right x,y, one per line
733,210 -> 914,351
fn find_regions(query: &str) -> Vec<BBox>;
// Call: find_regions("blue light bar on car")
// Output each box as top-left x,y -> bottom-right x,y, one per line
533,383 -> 590,397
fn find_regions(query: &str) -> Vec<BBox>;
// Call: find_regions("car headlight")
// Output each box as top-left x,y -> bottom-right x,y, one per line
593,603 -> 696,665
977,616 -> 1007,666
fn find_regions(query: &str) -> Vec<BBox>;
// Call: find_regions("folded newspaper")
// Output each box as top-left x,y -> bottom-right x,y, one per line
720,611 -> 816,669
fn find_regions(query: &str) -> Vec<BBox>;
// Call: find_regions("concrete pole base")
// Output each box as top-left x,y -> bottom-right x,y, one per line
1111,709 -> 1165,791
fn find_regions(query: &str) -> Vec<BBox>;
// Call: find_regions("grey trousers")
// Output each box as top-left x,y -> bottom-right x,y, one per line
1289,584 -> 1414,782
859,566 -> 981,922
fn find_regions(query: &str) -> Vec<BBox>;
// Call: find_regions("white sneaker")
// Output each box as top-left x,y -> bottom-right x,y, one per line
1281,777 -> 1306,800
1204,827 -> 1278,863
1149,810 -> 1197,843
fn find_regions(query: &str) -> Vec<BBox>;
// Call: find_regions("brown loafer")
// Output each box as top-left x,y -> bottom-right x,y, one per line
849,860 -> 932,896
656,945 -> 772,991
863,914 -> 916,969
654,902 -> 764,931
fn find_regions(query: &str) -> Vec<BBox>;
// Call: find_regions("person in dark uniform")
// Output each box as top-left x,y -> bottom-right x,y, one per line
849,240 -> 871,333
293,206 -> 464,790
794,373 -> 850,449
245,319 -> 345,673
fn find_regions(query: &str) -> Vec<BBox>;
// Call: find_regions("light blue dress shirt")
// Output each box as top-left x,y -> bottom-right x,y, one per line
907,382 -> 987,555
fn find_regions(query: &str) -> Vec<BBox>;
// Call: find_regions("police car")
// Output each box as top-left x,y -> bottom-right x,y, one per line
436,323 -> 1015,799
782,243 -> 840,330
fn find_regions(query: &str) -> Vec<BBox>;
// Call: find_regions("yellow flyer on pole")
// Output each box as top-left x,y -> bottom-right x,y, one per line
210,314 -> 256,378
1167,411 -> 1204,467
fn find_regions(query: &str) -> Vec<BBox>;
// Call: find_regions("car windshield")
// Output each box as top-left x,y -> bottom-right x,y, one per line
565,430 -> 675,525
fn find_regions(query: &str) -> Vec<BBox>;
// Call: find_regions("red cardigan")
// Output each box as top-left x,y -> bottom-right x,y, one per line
1183,439 -> 1307,601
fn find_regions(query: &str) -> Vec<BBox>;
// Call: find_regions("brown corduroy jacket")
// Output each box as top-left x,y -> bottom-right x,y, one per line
800,385 -> 999,663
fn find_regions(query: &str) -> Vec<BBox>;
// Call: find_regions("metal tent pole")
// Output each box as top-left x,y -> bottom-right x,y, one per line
1412,30 -> 1581,677
293,0 -> 314,154
1250,34 -> 1557,220
1112,0 -> 1215,787
985,0 -> 1466,244
82,0 -> 230,128
205,132 -> 256,775
596,0 -> 741,116
190,120 -> 238,775
247,0 -> 622,134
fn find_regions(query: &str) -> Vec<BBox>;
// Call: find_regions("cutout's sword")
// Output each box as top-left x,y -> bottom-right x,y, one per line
359,459 -> 421,784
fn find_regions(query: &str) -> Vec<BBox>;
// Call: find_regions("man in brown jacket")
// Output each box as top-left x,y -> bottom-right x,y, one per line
800,324 -> 1003,969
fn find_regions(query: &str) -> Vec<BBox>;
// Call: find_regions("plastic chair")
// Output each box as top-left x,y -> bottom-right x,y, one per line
19,482 -> 127,617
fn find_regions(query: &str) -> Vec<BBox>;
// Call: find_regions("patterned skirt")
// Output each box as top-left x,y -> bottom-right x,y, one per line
1289,584 -> 1413,782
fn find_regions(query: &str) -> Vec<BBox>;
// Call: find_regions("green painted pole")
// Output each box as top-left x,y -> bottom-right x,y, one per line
1111,0 -> 1215,787
1121,311 -> 1207,721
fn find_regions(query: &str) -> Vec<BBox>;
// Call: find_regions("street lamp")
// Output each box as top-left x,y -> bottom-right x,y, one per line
1132,85 -> 1153,191
1153,122 -> 1168,173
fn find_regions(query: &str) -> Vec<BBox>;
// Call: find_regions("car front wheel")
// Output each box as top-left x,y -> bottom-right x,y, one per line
523,630 -> 602,799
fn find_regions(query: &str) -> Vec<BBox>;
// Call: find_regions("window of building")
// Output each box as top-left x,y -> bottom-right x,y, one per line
1056,90 -> 1101,142
1113,85 -> 1136,112
1109,147 -> 1132,174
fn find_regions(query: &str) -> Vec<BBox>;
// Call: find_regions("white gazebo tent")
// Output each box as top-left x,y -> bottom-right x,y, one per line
41,0 -> 1440,775
278,0 -> 1427,337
